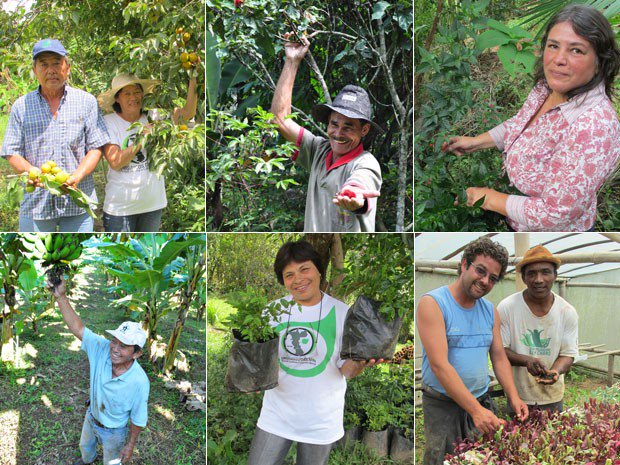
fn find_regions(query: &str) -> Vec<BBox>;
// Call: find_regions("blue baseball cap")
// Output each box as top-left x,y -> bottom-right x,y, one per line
32,39 -> 67,59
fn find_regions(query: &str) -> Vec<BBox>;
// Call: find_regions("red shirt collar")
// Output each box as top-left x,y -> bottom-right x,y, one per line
325,143 -> 364,172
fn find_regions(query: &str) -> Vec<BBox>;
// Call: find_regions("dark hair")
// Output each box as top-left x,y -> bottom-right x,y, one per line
533,4 -> 620,100
112,83 -> 144,114
133,344 -> 142,354
274,241 -> 325,285
459,237 -> 509,279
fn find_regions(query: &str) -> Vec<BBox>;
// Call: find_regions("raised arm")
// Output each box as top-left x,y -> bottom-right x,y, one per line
47,276 -> 84,340
417,296 -> 505,435
172,76 -> 197,125
270,33 -> 309,143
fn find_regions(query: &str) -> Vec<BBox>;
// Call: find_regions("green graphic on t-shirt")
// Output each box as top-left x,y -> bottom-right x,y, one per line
521,328 -> 551,356
275,306 -> 337,378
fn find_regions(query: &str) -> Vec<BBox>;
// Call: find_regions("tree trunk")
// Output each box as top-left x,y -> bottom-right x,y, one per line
396,125 -> 412,231
303,234 -> 334,292
328,235 -> 345,292
1,286 -> 16,362
196,302 -> 205,321
162,254 -> 205,373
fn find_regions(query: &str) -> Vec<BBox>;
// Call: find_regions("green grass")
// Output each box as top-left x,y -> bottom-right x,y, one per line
207,296 -> 237,330
0,264 -> 206,464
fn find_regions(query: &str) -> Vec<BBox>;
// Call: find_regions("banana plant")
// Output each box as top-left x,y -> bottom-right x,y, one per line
162,240 -> 206,373
84,233 -> 205,366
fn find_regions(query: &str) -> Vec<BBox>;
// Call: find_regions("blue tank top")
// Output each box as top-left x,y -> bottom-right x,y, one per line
421,285 -> 494,398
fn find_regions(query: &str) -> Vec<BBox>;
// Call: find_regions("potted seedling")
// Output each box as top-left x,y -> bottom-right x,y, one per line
225,292 -> 293,393
361,399 -> 397,458
340,295 -> 405,361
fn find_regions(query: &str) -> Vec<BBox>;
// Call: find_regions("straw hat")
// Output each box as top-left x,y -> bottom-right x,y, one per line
98,73 -> 161,114
515,245 -> 561,273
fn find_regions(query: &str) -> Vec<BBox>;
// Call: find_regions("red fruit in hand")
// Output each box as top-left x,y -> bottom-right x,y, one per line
235,0 -> 243,7
340,189 -> 357,199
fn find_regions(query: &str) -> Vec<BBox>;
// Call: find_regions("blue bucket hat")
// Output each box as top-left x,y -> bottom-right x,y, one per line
312,85 -> 383,134
33,39 -> 67,60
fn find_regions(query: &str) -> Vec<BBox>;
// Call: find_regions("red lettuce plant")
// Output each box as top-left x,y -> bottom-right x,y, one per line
445,399 -> 620,465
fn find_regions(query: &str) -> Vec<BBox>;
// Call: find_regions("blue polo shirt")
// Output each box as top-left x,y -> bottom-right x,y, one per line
81,327 -> 149,428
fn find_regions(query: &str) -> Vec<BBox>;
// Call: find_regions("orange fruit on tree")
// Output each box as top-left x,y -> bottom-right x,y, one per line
183,32 -> 191,42
181,61 -> 192,70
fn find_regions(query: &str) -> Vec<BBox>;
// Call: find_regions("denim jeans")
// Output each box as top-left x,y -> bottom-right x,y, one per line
19,213 -> 94,232
247,427 -> 333,465
79,409 -> 128,465
103,209 -> 163,232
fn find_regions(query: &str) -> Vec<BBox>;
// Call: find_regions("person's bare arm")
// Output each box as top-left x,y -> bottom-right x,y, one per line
339,358 -> 384,380
104,143 -> 141,171
417,295 -> 505,435
118,424 -> 143,462
270,33 -> 309,143
173,76 -> 197,125
490,309 -> 528,420
441,132 -> 496,156
66,148 -> 103,187
47,277 -> 84,340
5,154 -> 35,174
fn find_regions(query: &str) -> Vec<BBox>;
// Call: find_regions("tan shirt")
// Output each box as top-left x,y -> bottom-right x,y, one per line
498,291 -> 578,405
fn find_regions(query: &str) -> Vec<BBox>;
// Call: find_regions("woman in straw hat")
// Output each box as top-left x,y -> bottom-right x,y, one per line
98,73 -> 196,231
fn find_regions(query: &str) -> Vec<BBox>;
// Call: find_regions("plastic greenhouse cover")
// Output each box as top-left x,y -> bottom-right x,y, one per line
415,232 -> 620,278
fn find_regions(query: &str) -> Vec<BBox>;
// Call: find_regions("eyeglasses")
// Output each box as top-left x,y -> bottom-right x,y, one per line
472,264 -> 500,285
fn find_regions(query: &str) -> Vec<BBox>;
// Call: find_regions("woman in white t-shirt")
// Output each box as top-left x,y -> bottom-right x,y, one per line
98,73 -> 197,231
247,241 -> 383,465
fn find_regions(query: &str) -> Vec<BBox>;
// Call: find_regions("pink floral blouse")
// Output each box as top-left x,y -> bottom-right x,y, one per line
489,82 -> 620,231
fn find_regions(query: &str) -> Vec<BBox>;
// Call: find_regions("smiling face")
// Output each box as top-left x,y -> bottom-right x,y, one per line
115,84 -> 144,116
522,262 -> 557,301
543,21 -> 597,98
459,255 -> 501,301
109,337 -> 140,367
282,260 -> 322,306
326,111 -> 370,158
33,52 -> 70,95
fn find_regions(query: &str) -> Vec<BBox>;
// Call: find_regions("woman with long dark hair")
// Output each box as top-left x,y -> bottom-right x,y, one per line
442,4 -> 620,231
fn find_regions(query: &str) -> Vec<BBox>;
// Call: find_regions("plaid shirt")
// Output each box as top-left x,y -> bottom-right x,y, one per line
1,85 -> 110,219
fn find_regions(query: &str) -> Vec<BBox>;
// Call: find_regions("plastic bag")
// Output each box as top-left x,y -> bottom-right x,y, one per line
340,295 -> 403,360
225,329 -> 279,393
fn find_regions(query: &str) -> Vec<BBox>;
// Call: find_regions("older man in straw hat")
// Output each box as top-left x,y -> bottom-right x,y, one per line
98,73 -> 196,232
48,276 -> 150,464
270,33 -> 382,232
498,245 -> 579,414
1,38 -> 110,232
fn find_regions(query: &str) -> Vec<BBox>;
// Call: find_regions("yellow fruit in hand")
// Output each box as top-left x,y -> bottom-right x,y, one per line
180,52 -> 189,62
47,160 -> 57,168
54,171 -> 70,184
183,32 -> 191,42
51,166 -> 62,174
41,163 -> 52,173
25,185 -> 35,193
181,61 -> 192,69
29,167 -> 41,180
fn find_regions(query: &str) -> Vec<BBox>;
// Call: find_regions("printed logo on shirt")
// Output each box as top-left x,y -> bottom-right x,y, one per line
121,133 -> 148,170
521,328 -> 551,356
275,306 -> 337,378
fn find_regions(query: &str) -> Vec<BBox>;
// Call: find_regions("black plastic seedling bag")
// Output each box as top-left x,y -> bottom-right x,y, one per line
340,295 -> 403,361
225,329 -> 279,393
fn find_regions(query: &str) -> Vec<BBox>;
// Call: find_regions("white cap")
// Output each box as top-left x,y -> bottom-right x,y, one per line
106,321 -> 147,348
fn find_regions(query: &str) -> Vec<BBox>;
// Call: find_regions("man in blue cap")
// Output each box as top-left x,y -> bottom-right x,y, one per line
48,276 -> 149,465
271,33 -> 382,232
1,38 -> 110,232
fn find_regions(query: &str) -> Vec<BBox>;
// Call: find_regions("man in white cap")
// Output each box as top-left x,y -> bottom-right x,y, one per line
270,33 -> 382,232
48,277 -> 149,465
499,245 -> 579,413
1,38 -> 110,232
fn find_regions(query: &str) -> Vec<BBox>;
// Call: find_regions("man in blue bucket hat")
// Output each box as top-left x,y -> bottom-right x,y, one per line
1,38 -> 110,232
270,33 -> 382,232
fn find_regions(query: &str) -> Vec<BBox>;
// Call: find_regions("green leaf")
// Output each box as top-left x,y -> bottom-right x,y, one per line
473,195 -> 486,208
476,30 -> 511,49
206,24 -> 221,112
219,60 -> 251,96
18,263 -> 38,292
371,1 -> 391,20
486,19 -> 514,36
515,50 -> 537,74
497,43 -> 518,75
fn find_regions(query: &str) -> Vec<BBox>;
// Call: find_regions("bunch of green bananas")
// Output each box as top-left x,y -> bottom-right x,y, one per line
22,234 -> 84,267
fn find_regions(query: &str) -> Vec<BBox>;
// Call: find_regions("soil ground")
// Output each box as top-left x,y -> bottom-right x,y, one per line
0,265 -> 206,465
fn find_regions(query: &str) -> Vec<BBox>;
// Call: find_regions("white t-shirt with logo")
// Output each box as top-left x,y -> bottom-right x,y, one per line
103,113 -> 167,216
257,293 -> 348,444
498,291 -> 579,405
